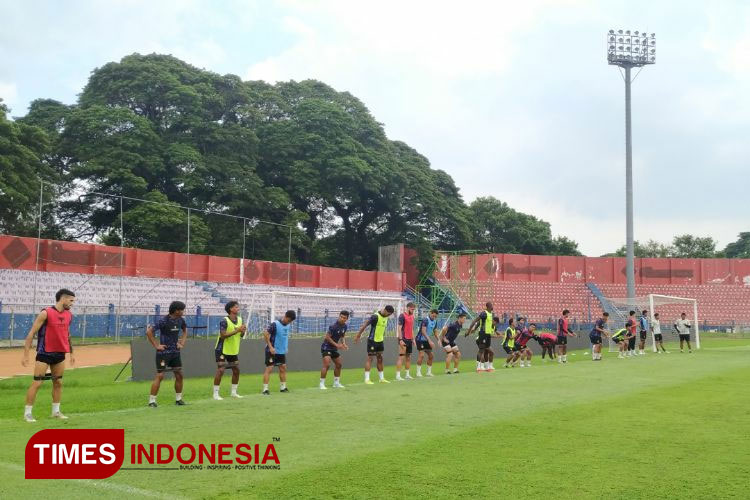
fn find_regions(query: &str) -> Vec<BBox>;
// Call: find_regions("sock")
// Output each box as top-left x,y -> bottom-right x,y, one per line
280,382 -> 286,390
213,385 -> 220,395
263,384 -> 269,391
378,371 -> 384,380
149,395 -> 157,404
231,384 -> 238,394
334,377 -> 340,385
320,378 -> 326,386
405,370 -> 410,377
427,366 -> 432,375
364,371 -> 370,382
396,370 -> 402,378
52,402 -> 60,414
25,405 -> 33,415
417,366 -> 422,375
175,393 -> 182,401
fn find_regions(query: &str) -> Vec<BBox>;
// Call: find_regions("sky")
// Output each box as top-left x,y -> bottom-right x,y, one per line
1,0 -> 748,256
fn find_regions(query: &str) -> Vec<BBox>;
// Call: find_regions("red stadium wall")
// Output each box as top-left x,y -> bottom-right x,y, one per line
0,235 -> 404,292
432,251 -> 750,286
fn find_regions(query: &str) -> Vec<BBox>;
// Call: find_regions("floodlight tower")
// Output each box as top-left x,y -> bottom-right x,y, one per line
607,29 -> 655,301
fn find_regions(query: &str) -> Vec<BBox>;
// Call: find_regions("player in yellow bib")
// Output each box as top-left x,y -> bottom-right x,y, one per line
212,301 -> 247,400
354,305 -> 395,384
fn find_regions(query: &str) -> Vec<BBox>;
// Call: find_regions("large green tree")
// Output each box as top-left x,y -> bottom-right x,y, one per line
723,232 -> 750,259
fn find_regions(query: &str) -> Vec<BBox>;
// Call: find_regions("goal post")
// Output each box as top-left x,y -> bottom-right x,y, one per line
604,294 -> 699,352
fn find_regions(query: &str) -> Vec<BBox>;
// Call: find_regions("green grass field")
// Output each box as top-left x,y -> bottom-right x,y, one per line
1,338 -> 749,499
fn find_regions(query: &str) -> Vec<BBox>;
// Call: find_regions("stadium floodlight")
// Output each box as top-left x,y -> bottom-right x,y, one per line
607,28 -> 656,302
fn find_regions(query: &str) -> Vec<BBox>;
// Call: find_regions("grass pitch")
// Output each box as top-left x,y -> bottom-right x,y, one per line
1,338 -> 748,499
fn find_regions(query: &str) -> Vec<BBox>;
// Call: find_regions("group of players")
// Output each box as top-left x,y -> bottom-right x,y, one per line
19,290 -> 694,421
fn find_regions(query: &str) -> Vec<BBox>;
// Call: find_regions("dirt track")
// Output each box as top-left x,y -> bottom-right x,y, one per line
0,344 -> 130,378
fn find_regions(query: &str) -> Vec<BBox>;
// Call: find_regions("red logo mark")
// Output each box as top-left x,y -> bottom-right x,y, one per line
25,429 -> 125,479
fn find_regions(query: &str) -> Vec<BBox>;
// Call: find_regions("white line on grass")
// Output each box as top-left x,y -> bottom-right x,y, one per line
0,461 -> 181,499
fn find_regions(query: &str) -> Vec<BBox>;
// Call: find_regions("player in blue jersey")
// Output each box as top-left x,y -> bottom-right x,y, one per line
319,310 -> 350,390
439,313 -> 467,374
416,309 -> 439,377
262,310 -> 297,395
147,301 -> 188,407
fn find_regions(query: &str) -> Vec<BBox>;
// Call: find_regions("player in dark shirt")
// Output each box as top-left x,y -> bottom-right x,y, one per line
146,301 -> 188,407
625,310 -> 637,357
319,310 -> 350,389
439,313 -> 467,374
513,319 -> 536,367
589,312 -> 610,361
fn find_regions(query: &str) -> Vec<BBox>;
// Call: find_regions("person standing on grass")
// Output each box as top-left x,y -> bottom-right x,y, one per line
320,310 -> 350,390
262,309 -> 296,395
612,327 -> 628,358
625,310 -> 638,357
212,300 -> 246,400
557,309 -> 576,363
440,313 -> 467,374
354,305 -> 395,384
514,320 -> 536,367
673,312 -> 693,353
638,310 -> 649,355
21,288 -> 77,422
147,301 -> 188,407
466,302 -> 495,372
652,312 -> 668,353
415,309 -> 438,377
589,312 -> 610,361
501,317 -> 517,369
395,302 -> 416,381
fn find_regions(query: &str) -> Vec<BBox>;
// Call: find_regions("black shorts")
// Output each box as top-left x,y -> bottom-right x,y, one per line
36,352 -> 66,365
265,352 -> 286,366
654,334 -> 663,342
640,331 -> 647,341
399,339 -> 413,355
416,340 -> 431,351
590,334 -> 602,345
503,345 -> 513,354
679,334 -> 691,342
367,339 -> 384,355
215,352 -> 239,364
512,344 -> 524,352
441,339 -> 457,349
156,352 -> 182,372
557,336 -> 567,345
321,350 -> 340,359
476,335 -> 491,349
613,337 -> 624,344
628,337 -> 636,348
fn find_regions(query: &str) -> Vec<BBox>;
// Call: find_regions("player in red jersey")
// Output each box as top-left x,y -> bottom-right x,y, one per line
21,289 -> 77,422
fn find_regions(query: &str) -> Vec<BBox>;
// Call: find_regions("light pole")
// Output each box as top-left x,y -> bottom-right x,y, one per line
607,29 -> 655,301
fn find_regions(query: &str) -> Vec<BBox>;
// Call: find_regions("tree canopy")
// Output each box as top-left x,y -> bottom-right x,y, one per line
5,53 -> 584,269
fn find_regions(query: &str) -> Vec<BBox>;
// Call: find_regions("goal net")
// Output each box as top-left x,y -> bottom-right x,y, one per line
604,294 -> 699,352
236,290 -> 405,338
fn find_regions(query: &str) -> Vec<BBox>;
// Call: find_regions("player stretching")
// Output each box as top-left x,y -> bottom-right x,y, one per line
625,310 -> 637,357
262,310 -> 296,395
502,317 -> 517,368
440,313 -> 466,374
320,310 -> 349,389
612,327 -> 628,358
395,302 -> 416,381
514,321 -> 537,367
147,301 -> 188,407
674,312 -> 692,353
589,312 -> 610,361
652,312 -> 668,353
354,305 -> 395,384
638,310 -> 649,355
213,301 -> 247,400
556,309 -> 576,363
466,302 -> 495,372
535,331 -> 557,360
416,309 -> 438,377
21,289 -> 76,422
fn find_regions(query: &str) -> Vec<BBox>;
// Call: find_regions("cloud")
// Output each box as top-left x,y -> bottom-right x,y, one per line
0,81 -> 18,112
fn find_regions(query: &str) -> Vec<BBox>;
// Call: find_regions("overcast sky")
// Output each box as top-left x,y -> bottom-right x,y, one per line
1,0 -> 748,256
